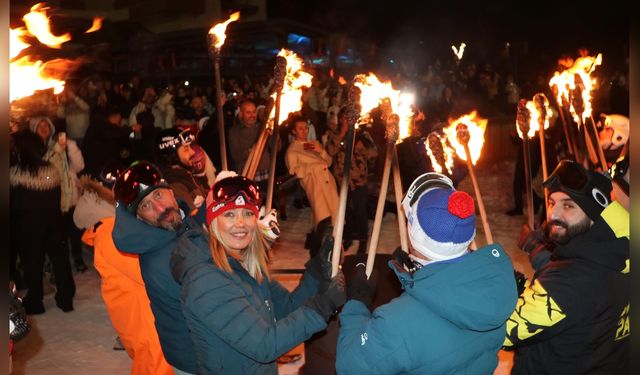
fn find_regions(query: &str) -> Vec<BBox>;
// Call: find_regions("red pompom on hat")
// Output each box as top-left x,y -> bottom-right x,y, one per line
447,191 -> 475,219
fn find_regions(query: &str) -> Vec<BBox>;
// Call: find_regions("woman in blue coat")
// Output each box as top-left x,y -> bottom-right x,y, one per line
171,172 -> 346,374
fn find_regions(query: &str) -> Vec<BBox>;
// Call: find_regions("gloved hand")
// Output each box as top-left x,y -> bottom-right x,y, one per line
304,272 -> 347,321
517,222 -> 548,254
347,263 -> 378,309
258,206 -> 280,241
392,247 -> 413,270
305,235 -> 333,292
193,195 -> 205,208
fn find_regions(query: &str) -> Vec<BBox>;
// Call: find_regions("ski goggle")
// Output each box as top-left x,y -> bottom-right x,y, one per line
544,159 -> 611,208
543,159 -> 591,194
402,172 -> 454,218
209,176 -> 262,208
113,161 -> 168,212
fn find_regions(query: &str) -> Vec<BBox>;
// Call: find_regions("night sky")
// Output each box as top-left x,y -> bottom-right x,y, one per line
271,0 -> 629,59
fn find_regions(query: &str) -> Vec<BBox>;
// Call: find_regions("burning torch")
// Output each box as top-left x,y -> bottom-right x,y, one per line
331,86 -> 362,277
208,11 -> 240,171
264,55 -> 288,212
516,100 -> 535,230
455,121 -> 493,244
533,93 -> 550,207
364,102 -> 399,278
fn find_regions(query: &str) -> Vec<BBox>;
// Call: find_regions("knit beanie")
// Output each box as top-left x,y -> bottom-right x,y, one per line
205,171 -> 261,227
407,188 -> 476,261
543,160 -> 612,221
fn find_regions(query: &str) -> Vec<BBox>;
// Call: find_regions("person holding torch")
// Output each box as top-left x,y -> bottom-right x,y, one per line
336,172 -> 517,375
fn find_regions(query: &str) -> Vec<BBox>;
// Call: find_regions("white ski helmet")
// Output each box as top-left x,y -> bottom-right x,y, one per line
599,114 -> 629,150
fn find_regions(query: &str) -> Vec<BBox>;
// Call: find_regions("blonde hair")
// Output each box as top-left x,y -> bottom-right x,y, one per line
209,217 -> 271,283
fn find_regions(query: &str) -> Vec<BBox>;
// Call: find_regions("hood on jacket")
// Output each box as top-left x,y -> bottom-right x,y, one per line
390,244 -> 518,332
112,199 -> 192,255
78,175 -> 116,206
29,116 -> 56,145
552,201 -> 629,273
170,222 -> 211,284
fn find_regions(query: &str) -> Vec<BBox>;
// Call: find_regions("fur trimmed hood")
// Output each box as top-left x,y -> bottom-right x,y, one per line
78,175 -> 116,206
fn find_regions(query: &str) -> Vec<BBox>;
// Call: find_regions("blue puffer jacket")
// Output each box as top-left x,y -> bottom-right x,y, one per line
170,223 -> 328,375
112,200 -> 204,373
336,244 -> 518,375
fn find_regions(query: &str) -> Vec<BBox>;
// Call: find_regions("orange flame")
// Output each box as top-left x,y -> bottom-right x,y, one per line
209,11 -> 240,49
85,17 -> 103,33
353,73 -> 414,142
548,53 -> 602,124
23,3 -> 71,48
442,111 -> 488,164
10,28 -> 30,59
516,97 -> 553,139
425,135 -> 455,174
10,56 -> 69,102
267,49 -> 313,127
10,3 -> 81,102
338,76 -> 347,85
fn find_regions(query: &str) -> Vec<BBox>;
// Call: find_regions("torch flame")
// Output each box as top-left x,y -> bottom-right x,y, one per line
442,111 -> 488,164
23,3 -> 71,48
425,133 -> 455,174
209,11 -> 240,49
10,28 -> 30,59
353,73 -> 414,142
515,98 -> 553,139
266,49 -> 313,127
10,3 -> 81,102
548,53 -> 602,124
452,42 -> 466,61
85,17 -> 103,33
338,76 -> 347,85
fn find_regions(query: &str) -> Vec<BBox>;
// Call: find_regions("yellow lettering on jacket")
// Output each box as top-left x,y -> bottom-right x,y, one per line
503,279 -> 566,347
615,304 -> 630,341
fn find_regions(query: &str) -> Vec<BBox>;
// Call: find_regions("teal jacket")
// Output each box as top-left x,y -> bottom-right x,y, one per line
170,224 -> 327,374
337,245 -> 518,375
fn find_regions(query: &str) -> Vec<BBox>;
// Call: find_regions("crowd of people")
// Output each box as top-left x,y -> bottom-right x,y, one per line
8,46 -> 630,374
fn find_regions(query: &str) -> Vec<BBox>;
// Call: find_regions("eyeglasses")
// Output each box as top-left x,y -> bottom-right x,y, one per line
210,176 -> 262,207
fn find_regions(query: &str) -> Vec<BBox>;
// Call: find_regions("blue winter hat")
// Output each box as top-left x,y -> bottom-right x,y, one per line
407,188 -> 476,261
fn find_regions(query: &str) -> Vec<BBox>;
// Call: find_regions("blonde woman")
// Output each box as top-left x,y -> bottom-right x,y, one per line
170,173 -> 346,374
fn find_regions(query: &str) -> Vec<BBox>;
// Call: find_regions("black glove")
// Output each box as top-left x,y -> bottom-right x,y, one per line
305,235 -> 333,293
347,263 -> 378,309
518,222 -> 548,254
304,272 -> 347,321
392,247 -> 413,269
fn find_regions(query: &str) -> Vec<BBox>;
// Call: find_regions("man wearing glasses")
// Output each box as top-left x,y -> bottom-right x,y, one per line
504,159 -> 629,374
112,161 -> 202,375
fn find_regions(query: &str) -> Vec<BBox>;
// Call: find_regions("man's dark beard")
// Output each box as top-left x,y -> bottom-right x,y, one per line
548,216 -> 592,244
157,207 -> 182,231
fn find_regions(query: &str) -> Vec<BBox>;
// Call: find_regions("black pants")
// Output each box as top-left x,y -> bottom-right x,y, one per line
344,186 -> 369,249
15,208 -> 76,313
64,208 -> 85,266
512,142 -> 542,211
